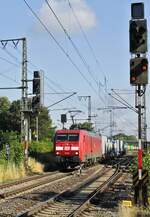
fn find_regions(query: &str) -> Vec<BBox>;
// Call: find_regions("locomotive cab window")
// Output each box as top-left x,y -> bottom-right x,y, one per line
56,134 -> 68,141
56,133 -> 79,141
68,134 -> 79,141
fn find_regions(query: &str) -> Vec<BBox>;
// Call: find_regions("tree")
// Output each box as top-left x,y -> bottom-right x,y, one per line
0,97 -> 54,141
9,100 -> 21,132
70,122 -> 93,131
0,97 -> 10,112
0,98 -> 21,132
113,133 -> 137,142
0,97 -> 11,131
30,107 -> 55,141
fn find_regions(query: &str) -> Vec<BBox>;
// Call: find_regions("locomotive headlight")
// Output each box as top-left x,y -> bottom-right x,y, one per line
75,152 -> 79,155
56,152 -> 59,155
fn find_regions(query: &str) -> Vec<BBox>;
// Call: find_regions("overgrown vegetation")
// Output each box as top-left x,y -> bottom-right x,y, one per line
70,122 -> 93,131
0,97 -> 55,141
130,153 -> 150,174
29,140 -> 53,155
0,131 -> 23,166
0,96 -> 55,181
112,133 -> 137,142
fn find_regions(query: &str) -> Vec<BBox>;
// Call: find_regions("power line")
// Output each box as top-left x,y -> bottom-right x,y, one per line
67,0 -> 107,83
0,49 -> 34,92
0,41 -> 82,117
45,0 -> 99,87
23,0 -> 105,104
0,67 -> 20,85
109,93 -> 138,114
0,42 -> 21,63
111,89 -> 137,113
0,45 -> 79,110
47,92 -> 77,108
0,44 -> 61,99
0,55 -> 19,67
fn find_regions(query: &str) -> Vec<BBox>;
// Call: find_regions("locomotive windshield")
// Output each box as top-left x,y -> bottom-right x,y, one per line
56,134 -> 68,141
68,134 -> 79,141
56,133 -> 79,141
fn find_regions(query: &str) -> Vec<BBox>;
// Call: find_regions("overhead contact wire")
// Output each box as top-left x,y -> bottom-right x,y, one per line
23,0 -> 105,104
45,0 -> 99,87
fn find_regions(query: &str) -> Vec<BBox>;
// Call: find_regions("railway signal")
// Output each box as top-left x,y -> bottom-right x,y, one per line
131,3 -> 144,19
129,19 -> 147,53
33,71 -> 41,95
32,95 -> 40,110
61,114 -> 67,129
130,57 -> 148,85
129,2 -> 148,206
32,71 -> 43,111
61,114 -> 67,123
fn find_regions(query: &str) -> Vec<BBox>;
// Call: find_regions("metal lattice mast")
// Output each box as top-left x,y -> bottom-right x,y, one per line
0,37 -> 29,169
135,85 -> 147,149
21,38 -> 29,167
141,86 -> 147,148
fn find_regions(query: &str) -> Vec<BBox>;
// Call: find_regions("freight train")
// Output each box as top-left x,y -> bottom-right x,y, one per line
54,129 -> 125,169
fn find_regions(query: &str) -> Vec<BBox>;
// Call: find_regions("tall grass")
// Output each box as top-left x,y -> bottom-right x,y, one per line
0,134 -> 48,182
0,158 -> 44,183
118,204 -> 150,217
28,157 -> 44,174
0,162 -> 26,183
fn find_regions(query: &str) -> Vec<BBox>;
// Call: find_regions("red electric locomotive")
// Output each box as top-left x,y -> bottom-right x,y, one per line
54,129 -> 102,169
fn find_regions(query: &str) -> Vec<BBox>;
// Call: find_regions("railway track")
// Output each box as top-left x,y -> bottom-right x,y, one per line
16,166 -> 122,217
69,167 -> 123,217
0,172 -> 58,190
79,172 -> 132,217
0,165 -> 104,216
0,157 -> 132,216
0,171 -> 73,199
16,156 -> 132,217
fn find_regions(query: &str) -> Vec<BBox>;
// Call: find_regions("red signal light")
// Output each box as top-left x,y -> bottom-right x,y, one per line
141,65 -> 147,71
131,76 -> 136,81
130,57 -> 148,85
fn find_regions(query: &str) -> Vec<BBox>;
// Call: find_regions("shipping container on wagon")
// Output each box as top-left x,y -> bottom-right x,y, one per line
119,140 -> 124,153
107,139 -> 113,154
101,135 -> 108,157
116,140 -> 120,156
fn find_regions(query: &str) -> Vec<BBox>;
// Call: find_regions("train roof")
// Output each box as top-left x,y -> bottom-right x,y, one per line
55,129 -> 100,138
56,129 -> 87,134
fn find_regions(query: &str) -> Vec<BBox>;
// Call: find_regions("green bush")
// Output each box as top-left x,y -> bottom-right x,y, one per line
131,154 -> 150,172
0,131 -> 53,166
29,140 -> 53,155
10,141 -> 24,166
130,154 -> 150,189
143,154 -> 150,173
0,131 -> 23,166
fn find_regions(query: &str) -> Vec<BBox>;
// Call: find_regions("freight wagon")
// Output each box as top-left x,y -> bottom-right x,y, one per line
54,129 -> 125,169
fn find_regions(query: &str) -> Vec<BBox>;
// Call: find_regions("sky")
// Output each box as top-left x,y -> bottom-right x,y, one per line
0,0 -> 150,139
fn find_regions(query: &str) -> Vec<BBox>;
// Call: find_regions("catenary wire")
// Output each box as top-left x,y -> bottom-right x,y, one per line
23,0 -> 106,104
67,0 -> 107,83
45,0 -> 100,87
0,47 -> 86,113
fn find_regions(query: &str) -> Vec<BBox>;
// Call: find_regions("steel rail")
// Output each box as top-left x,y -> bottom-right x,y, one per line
67,166 -> 122,217
0,172 -> 73,199
16,166 -> 109,217
0,172 -> 58,190
15,158 -> 131,217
